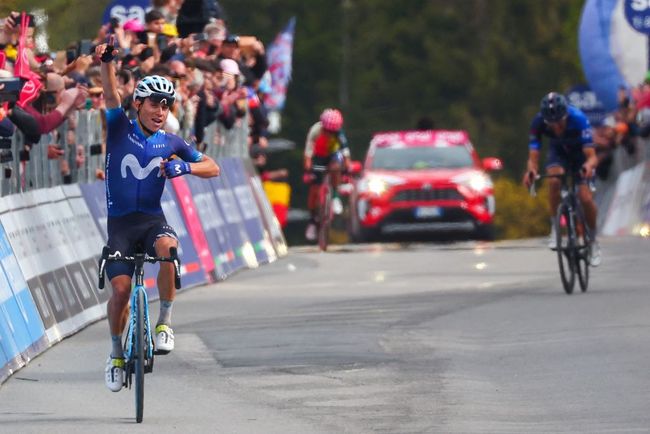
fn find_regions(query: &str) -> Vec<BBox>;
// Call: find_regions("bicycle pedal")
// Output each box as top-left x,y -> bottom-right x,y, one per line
154,349 -> 170,355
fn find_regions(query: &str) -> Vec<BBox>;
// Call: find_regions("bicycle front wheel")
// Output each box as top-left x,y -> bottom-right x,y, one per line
575,205 -> 591,293
134,289 -> 145,423
555,203 -> 575,294
318,181 -> 332,251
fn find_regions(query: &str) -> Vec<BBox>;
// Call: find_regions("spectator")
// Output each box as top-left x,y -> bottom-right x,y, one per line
152,0 -> 182,25
176,0 -> 224,38
9,72 -> 88,142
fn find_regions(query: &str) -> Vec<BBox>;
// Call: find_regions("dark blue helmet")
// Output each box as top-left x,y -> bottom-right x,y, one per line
540,92 -> 568,123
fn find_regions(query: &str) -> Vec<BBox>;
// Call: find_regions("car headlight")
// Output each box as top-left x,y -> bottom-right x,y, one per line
358,175 -> 405,196
452,172 -> 493,194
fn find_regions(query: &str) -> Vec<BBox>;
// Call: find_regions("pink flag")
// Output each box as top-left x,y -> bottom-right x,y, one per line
13,12 -> 42,108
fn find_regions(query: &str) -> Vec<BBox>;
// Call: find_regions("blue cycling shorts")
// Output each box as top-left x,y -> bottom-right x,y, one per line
546,146 -> 587,183
105,212 -> 178,280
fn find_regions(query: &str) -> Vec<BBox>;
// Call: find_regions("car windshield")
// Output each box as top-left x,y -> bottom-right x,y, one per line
369,145 -> 474,170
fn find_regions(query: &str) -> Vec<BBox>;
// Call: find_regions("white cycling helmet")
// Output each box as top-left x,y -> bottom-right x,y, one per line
133,75 -> 177,105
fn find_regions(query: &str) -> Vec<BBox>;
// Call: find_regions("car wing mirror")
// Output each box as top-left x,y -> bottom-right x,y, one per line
482,157 -> 502,172
348,160 -> 363,176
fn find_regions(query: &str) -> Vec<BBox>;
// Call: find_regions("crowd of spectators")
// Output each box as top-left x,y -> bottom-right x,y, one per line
592,75 -> 650,181
0,0 -> 272,181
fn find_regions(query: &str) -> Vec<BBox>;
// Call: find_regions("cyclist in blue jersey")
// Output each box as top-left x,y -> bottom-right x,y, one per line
523,92 -> 601,266
96,39 -> 220,392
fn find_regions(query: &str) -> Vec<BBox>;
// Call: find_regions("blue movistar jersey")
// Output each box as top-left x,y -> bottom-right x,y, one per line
528,105 -> 593,155
105,107 -> 203,217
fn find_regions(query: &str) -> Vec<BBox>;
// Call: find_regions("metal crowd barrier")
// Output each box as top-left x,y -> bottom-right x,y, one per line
0,109 -> 250,197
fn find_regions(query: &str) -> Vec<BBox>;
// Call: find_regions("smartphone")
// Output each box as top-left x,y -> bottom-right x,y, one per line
66,48 -> 76,64
193,33 -> 207,42
77,39 -> 93,56
156,33 -> 168,51
0,77 -> 24,103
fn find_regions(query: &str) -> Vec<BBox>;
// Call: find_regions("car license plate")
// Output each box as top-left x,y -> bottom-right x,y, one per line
414,206 -> 441,219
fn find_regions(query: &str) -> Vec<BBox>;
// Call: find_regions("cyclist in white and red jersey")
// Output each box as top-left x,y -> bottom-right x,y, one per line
303,108 -> 350,241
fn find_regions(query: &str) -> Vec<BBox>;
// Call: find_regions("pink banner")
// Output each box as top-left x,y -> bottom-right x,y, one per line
170,177 -> 215,277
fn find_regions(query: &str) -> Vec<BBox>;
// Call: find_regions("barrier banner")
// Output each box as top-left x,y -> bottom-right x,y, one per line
209,172 -> 258,269
33,189 -> 102,340
221,158 -> 273,265
639,161 -> 650,224
46,189 -> 101,313
0,195 -> 57,334
0,191 -> 83,343
79,181 -> 108,241
160,185 -> 207,290
0,335 -> 11,383
170,177 -> 215,281
0,221 -> 46,383
0,221 -> 47,357
62,184 -> 109,304
242,159 -> 288,257
602,163 -> 645,236
183,175 -> 236,279
28,189 -> 105,341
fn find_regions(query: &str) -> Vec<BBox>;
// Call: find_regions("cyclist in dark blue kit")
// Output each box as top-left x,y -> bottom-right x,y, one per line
523,92 -> 601,267
96,39 -> 220,392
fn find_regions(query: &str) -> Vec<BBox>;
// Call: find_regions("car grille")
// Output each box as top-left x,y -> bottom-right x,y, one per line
391,188 -> 463,202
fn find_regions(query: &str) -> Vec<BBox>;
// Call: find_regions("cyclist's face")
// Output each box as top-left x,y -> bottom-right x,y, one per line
135,98 -> 171,133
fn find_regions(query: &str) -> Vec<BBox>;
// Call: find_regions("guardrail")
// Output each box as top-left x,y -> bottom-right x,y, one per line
0,109 -> 251,197
595,137 -> 650,236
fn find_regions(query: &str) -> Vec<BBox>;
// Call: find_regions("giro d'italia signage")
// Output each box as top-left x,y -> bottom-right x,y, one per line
625,0 -> 650,34
566,84 -> 607,126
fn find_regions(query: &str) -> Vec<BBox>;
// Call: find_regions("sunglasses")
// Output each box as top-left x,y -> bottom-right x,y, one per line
543,116 -> 566,125
148,92 -> 175,107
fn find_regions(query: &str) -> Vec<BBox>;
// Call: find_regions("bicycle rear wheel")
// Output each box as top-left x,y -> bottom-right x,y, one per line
134,289 -> 145,423
575,205 -> 591,292
318,181 -> 332,251
555,203 -> 575,294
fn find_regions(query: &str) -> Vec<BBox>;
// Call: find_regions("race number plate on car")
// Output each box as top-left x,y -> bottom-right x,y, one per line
414,206 -> 441,219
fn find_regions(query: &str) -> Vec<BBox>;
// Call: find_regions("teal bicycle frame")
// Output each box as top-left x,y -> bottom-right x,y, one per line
99,246 -> 181,423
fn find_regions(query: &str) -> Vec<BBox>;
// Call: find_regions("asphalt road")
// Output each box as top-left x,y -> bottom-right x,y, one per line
1,236 -> 649,433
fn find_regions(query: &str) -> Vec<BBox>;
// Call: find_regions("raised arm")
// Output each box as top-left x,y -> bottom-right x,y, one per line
95,35 -> 120,109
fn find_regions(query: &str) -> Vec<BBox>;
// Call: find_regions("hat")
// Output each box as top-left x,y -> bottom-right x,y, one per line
89,86 -> 103,95
224,34 -> 239,44
123,18 -> 145,33
220,58 -> 240,75
162,23 -> 178,37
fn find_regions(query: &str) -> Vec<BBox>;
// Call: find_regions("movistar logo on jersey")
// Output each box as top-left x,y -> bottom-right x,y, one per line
120,154 -> 163,179
128,133 -> 144,149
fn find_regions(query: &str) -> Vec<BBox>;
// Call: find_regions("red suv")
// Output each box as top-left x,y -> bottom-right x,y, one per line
348,130 -> 502,241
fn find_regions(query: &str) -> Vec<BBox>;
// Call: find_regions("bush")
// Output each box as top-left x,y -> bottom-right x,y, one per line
493,175 -> 550,239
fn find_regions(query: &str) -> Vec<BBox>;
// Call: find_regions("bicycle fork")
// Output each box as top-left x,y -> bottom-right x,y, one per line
124,286 -> 154,388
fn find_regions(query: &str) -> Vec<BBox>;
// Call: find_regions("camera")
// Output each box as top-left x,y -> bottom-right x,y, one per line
0,77 -> 24,103
0,137 -> 12,149
0,149 -> 13,164
109,17 -> 120,31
